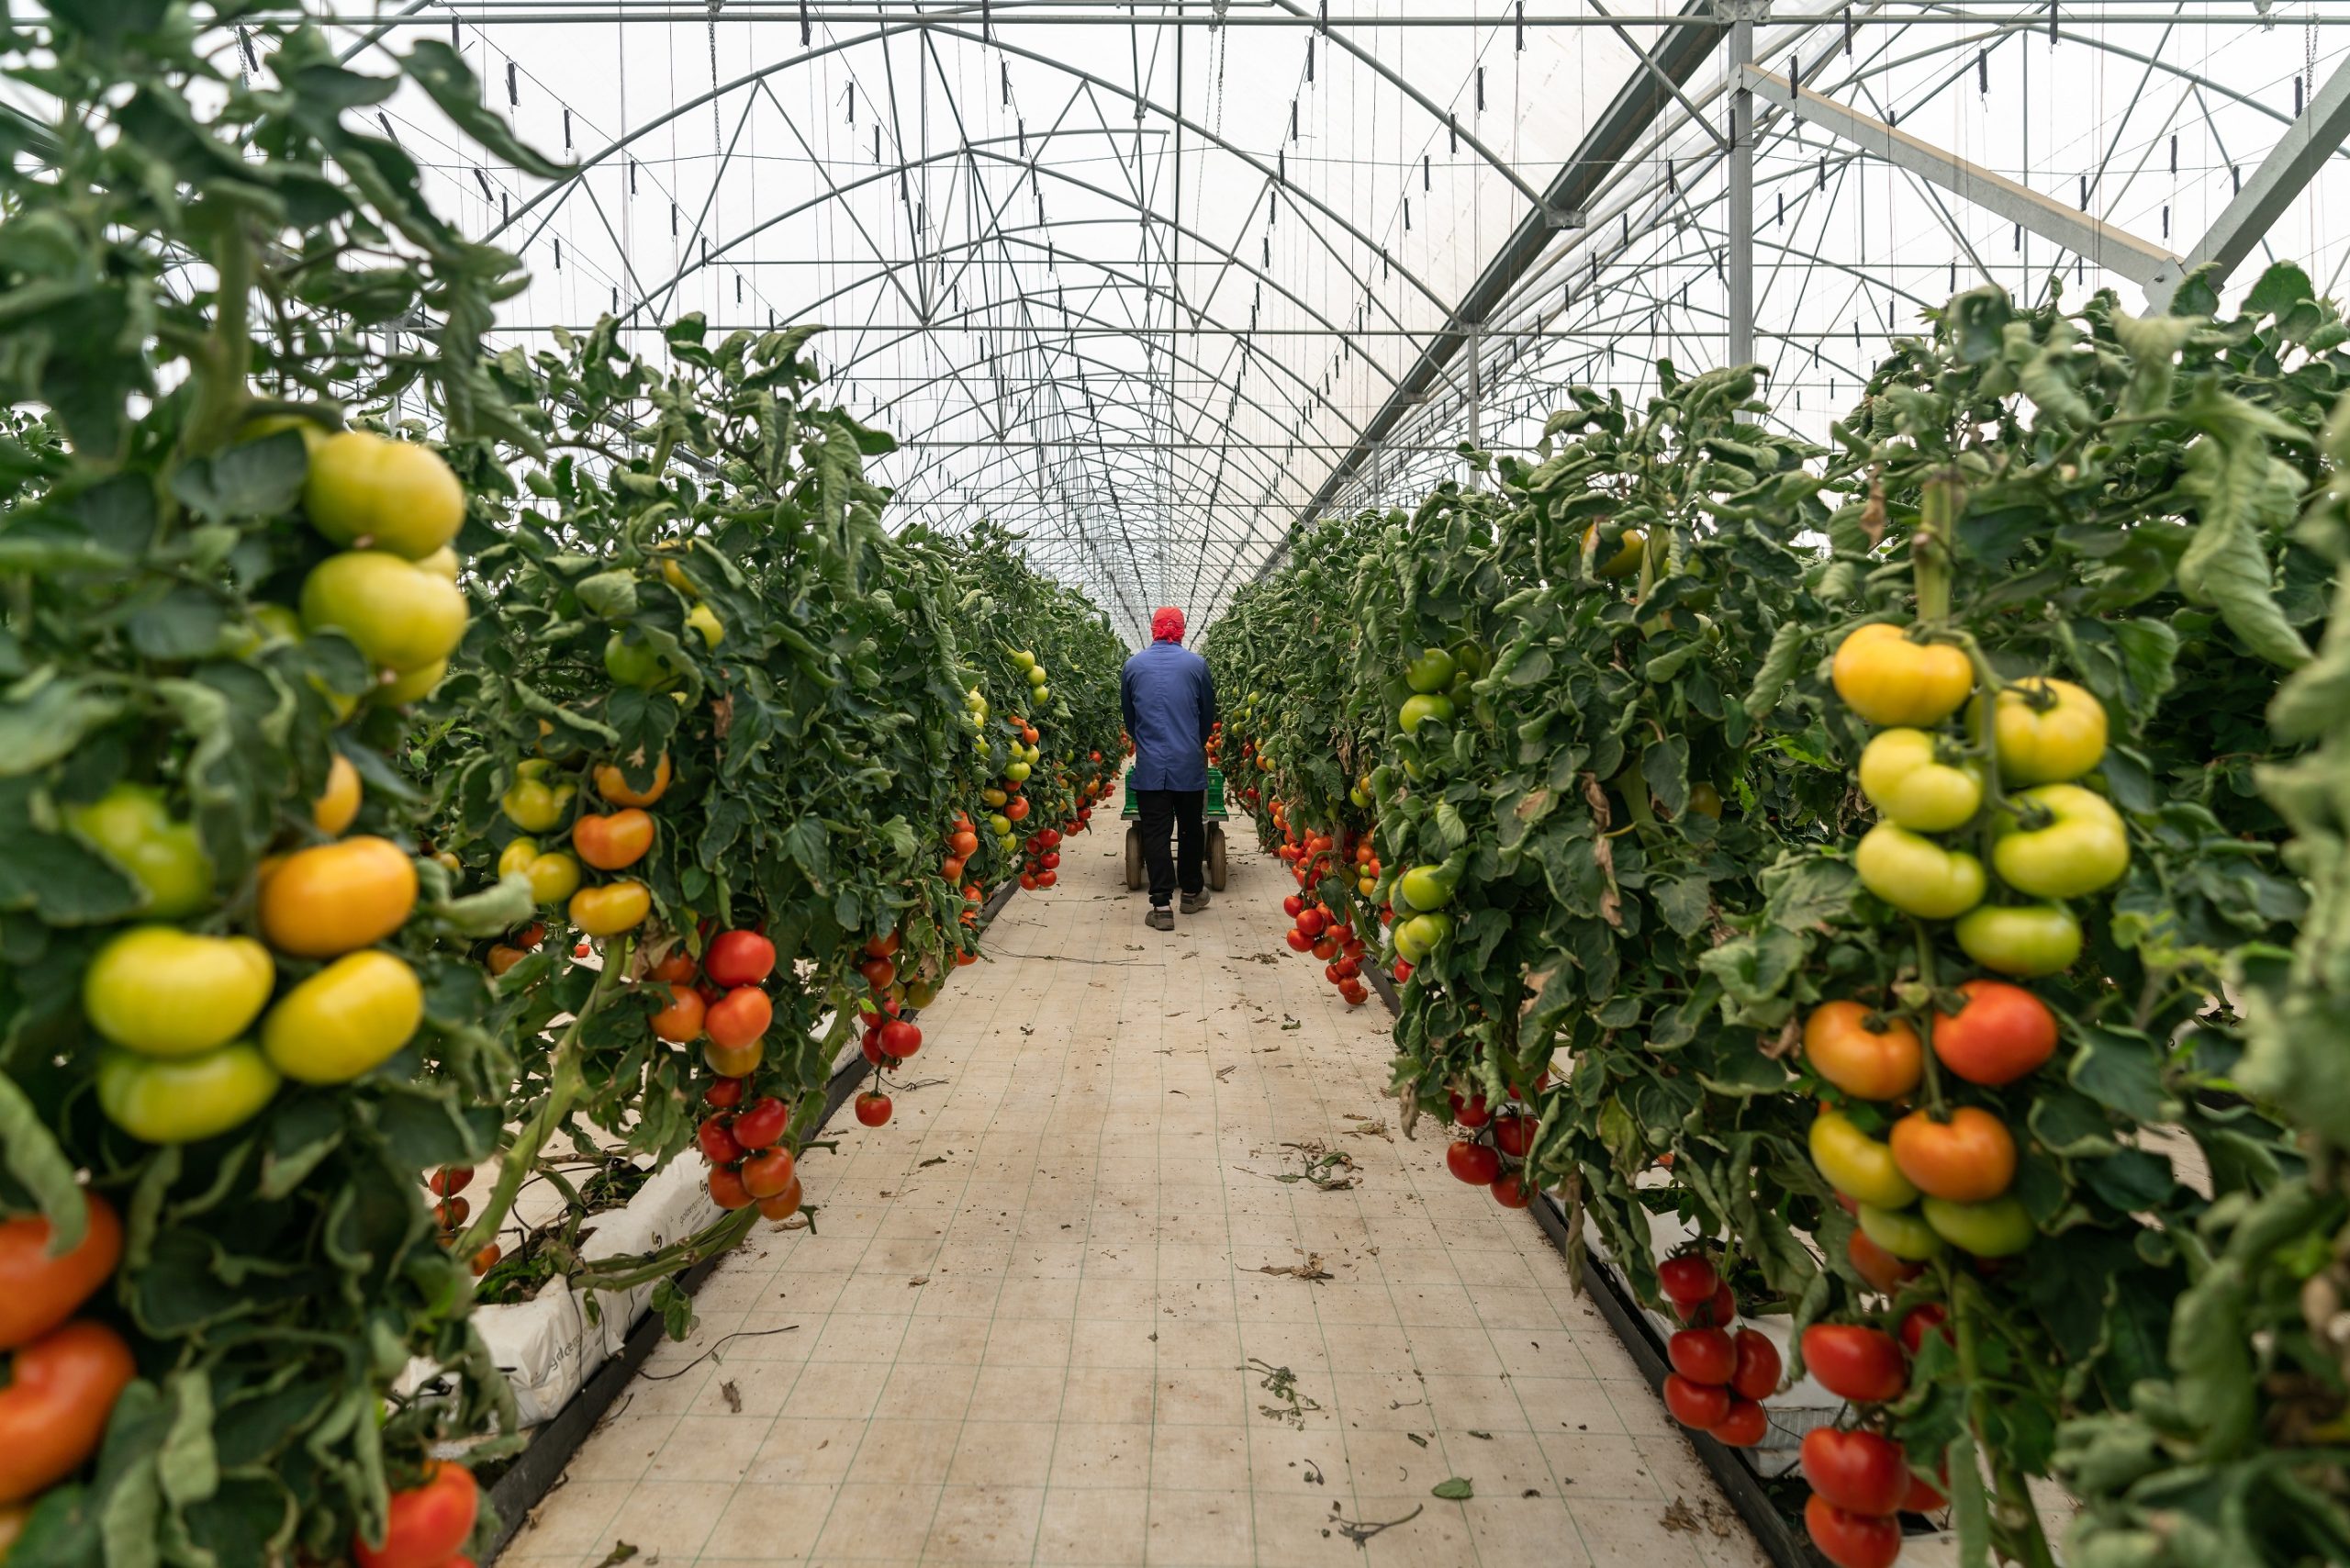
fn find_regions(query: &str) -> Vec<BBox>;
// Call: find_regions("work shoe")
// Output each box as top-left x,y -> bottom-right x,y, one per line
1180,890 -> 1211,914
1146,907 -> 1175,931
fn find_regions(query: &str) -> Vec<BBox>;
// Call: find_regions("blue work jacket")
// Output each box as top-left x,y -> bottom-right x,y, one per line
1121,639 -> 1217,791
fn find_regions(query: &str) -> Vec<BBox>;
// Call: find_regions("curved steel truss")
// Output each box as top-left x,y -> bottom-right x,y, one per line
330,1 -> 2350,642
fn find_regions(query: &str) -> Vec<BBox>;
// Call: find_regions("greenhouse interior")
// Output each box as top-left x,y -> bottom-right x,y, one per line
1,1 -> 2347,1565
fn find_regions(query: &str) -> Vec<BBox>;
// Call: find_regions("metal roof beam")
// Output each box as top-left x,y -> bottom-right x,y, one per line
1739,62 -> 2179,289
2146,55 -> 2350,309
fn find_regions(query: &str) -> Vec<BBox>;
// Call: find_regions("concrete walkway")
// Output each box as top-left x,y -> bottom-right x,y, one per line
498,819 -> 1769,1568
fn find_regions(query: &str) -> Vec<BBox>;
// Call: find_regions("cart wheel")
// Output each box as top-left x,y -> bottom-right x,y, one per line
1125,824 -> 1145,891
1207,823 -> 1228,892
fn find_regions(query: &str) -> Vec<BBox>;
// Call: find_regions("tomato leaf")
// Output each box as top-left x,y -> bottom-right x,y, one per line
1429,1477 -> 1473,1500
0,1070 -> 85,1247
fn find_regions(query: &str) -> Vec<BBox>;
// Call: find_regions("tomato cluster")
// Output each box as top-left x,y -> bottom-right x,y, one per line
1653,1254 -> 1777,1448
1794,1316 -> 1953,1568
1268,801 -> 1376,1006
1440,1079 -> 1547,1211
666,930 -> 806,1220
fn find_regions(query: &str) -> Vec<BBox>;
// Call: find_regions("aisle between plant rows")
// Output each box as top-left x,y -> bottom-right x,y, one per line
501,821 -> 1770,1568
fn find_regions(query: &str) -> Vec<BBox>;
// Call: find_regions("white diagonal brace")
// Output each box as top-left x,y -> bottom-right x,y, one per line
2146,58 -> 2350,308
1740,64 -> 2180,290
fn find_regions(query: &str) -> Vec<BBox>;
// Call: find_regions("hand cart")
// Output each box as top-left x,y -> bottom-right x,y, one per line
1123,767 -> 1228,892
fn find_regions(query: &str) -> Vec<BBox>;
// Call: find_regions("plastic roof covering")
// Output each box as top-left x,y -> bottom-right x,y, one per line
319,3 -> 2350,645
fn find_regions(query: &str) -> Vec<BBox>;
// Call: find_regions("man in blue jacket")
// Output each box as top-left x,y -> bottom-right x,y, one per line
1122,606 -> 1217,931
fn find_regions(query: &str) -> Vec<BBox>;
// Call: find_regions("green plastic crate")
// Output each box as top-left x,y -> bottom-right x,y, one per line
1123,767 -> 1226,819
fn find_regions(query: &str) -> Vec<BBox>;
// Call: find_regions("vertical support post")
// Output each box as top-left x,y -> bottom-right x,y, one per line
1467,324 -> 1483,469
1726,2 -> 1757,365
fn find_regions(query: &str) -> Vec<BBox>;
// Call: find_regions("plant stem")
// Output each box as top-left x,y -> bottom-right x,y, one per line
1911,919 -> 1949,1115
185,214 -> 256,459
454,934 -> 633,1260
570,1204 -> 760,1294
1912,467 -> 1962,625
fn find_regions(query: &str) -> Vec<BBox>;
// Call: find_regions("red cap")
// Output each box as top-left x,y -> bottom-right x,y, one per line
1151,606 -> 1186,643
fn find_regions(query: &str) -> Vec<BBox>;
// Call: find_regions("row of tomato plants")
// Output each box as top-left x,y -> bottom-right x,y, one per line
0,13 -> 1121,1567
1206,271 -> 2344,1567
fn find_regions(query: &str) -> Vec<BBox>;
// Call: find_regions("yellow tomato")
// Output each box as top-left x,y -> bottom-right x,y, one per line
313,754 -> 364,834
500,760 -> 576,833
498,838 -> 583,904
570,879 -> 651,936
1830,623 -> 1974,727
261,950 -> 424,1083
259,836 -> 419,958
686,603 -> 723,648
83,926 -> 274,1058
376,659 -> 447,706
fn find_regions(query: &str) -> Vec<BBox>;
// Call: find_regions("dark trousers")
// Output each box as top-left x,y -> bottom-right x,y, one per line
1136,789 -> 1204,906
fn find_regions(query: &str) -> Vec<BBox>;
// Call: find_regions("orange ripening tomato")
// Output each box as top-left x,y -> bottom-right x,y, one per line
650,984 -> 706,1043
0,1320 -> 136,1504
594,752 -> 672,807
1802,1002 -> 1922,1102
259,836 -> 418,958
706,987 -> 772,1050
650,951 -> 698,984
1889,1106 -> 2016,1203
573,809 -> 655,871
0,1193 -> 121,1350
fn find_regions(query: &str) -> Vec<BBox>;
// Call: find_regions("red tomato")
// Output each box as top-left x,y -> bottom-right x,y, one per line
1804,1496 -> 1902,1568
1712,1398 -> 1769,1447
1282,895 -> 1305,917
1444,1140 -> 1500,1185
696,1116 -> 743,1167
0,1193 -> 121,1351
855,1092 -> 893,1127
1294,908 -> 1327,938
879,1019 -> 923,1058
732,1096 -> 789,1149
1488,1172 -> 1532,1208
1393,959 -> 1413,981
428,1166 -> 474,1198
864,931 -> 901,960
1847,1226 -> 1924,1294
1492,1114 -> 1535,1159
1338,980 -> 1369,1006
0,1320 -> 135,1503
1662,1373 -> 1730,1430
1311,936 -> 1340,961
1668,1327 -> 1737,1385
1038,870 -> 1057,888
1931,979 -> 2058,1086
650,951 -> 698,984
1656,1254 -> 1720,1307
861,1030 -> 891,1066
706,987 -> 772,1050
755,1175 -> 804,1222
1801,1325 -> 1908,1404
1729,1328 -> 1782,1401
1800,1428 -> 1909,1517
708,1166 -> 752,1210
1673,1283 -> 1738,1329
1898,1304 -> 1953,1356
1904,1467 -> 1949,1512
741,1148 -> 798,1199
704,929 -> 776,988
1450,1092 -> 1492,1129
353,1461 -> 478,1568
1284,930 -> 1313,953
857,955 -> 898,991
703,1076 -> 744,1110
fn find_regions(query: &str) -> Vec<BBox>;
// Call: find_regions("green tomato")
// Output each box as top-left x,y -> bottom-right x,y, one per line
1004,761 -> 1033,783
1856,728 -> 1983,833
83,926 -> 274,1058
1808,1110 -> 1919,1209
97,1040 -> 280,1145
1348,785 -> 1371,810
1026,664 -> 1049,687
299,550 -> 467,674
1032,686 -> 1050,704
500,760 -> 576,833
602,631 -> 678,690
1992,784 -> 2129,901
303,430 -> 465,560
1011,649 -> 1035,670
65,783 -> 213,919
1449,642 -> 1494,680
1397,692 -> 1455,734
1854,823 -> 1985,920
1856,1203 -> 1946,1261
1394,866 -> 1453,913
261,951 -> 424,1084
988,813 -> 1013,835
1393,912 -> 1452,963
1402,647 -> 1457,695
1953,903 -> 2083,978
1920,1193 -> 2036,1258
